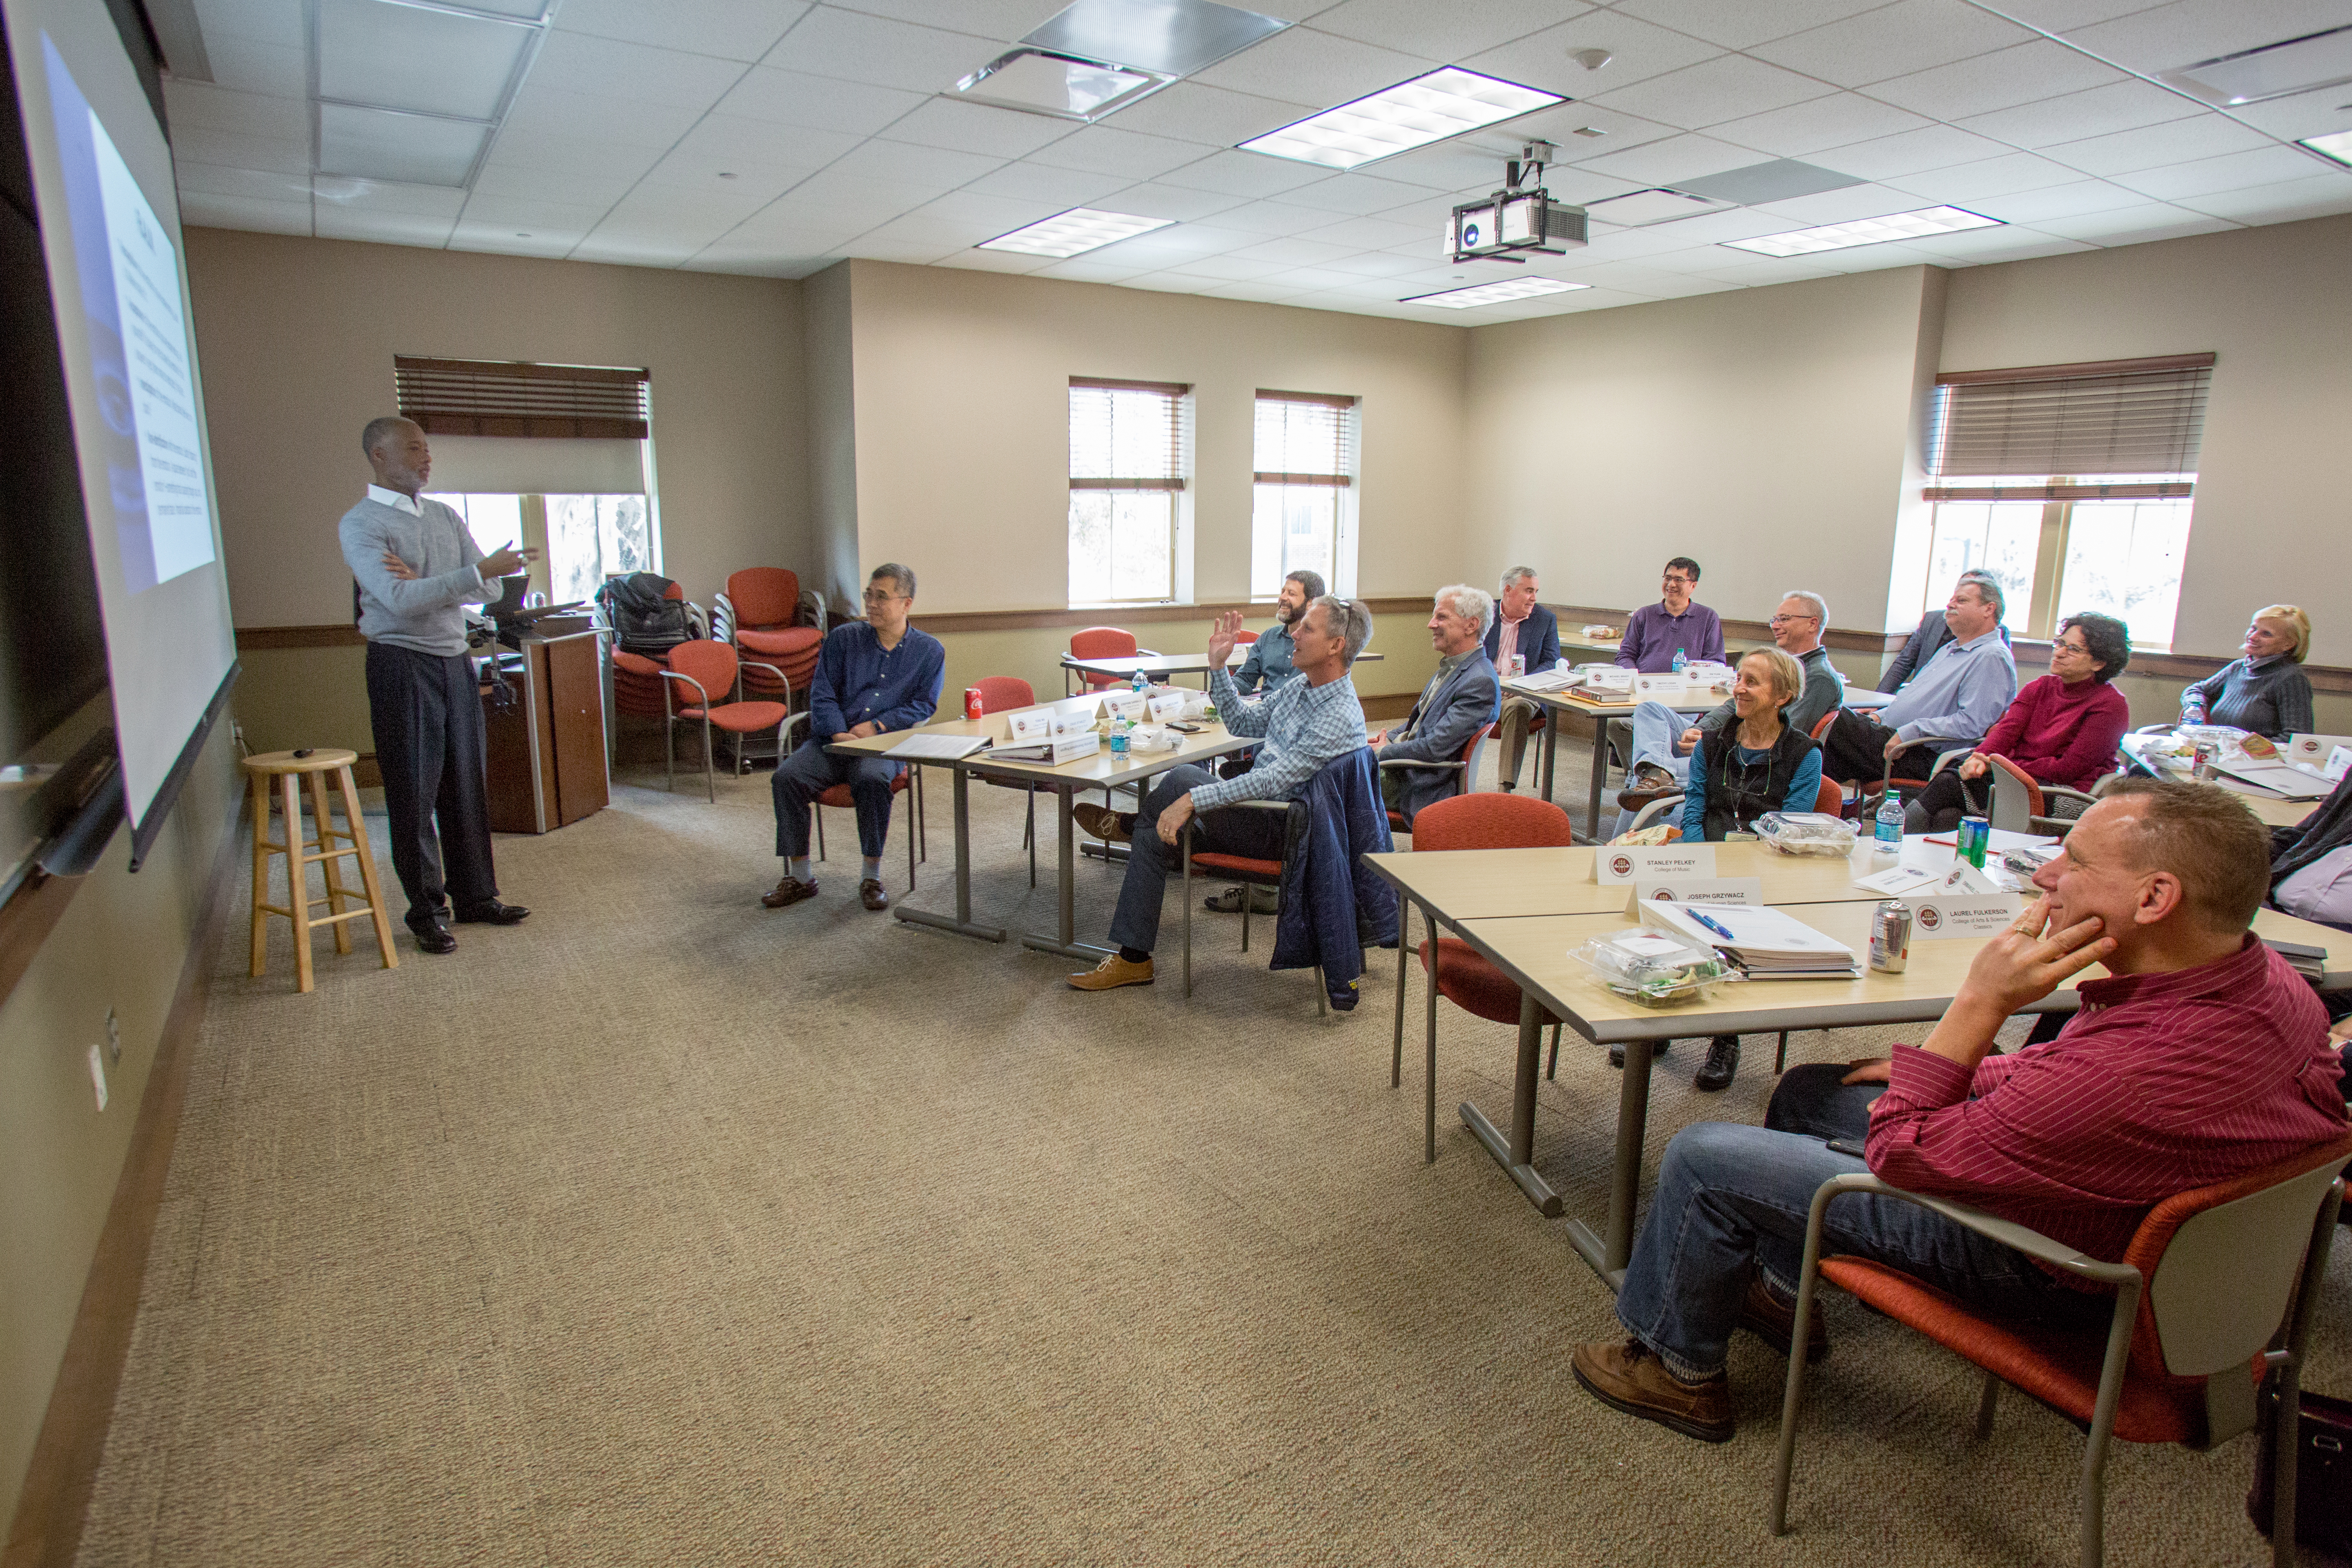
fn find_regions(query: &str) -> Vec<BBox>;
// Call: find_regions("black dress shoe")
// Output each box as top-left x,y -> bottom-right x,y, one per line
1608,1039 -> 1670,1069
1694,1034 -> 1741,1092
411,923 -> 458,955
454,900 -> 530,925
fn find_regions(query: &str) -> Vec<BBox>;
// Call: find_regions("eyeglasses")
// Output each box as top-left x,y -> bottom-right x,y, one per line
861,589 -> 904,606
2053,640 -> 2090,655
1768,613 -> 1818,625
1662,575 -> 1694,587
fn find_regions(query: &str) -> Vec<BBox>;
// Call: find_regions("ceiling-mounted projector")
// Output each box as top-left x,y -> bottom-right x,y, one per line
1448,141 -> 1586,263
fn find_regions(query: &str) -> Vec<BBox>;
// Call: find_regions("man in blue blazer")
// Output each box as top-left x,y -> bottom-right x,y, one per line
1376,585 -> 1502,826
1484,566 -> 1560,791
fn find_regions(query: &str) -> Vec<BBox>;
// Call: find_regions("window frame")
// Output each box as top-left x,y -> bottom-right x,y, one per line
1066,376 -> 1194,608
1250,389 -> 1360,601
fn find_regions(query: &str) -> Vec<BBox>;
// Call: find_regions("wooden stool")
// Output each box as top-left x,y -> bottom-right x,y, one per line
243,749 -> 399,992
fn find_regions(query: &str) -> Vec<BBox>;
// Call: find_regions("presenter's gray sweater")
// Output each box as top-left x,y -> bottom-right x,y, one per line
338,495 -> 491,657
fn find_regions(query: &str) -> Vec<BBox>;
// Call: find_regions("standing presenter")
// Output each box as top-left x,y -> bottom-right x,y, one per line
339,416 -> 533,955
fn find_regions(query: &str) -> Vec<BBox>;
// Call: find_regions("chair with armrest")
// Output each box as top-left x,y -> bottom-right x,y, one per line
1852,733 -> 1971,823
1394,793 -> 1575,1163
1380,724 -> 1488,836
716,568 -> 824,732
1067,626 -> 1160,694
971,675 -> 1052,887
1772,1131 -> 2352,1568
657,639 -> 797,801
811,768 -> 924,892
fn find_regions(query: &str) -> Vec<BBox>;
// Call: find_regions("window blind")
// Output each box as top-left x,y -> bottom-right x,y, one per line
394,356 -> 652,440
1069,377 -> 1188,490
1924,353 -> 2212,494
1253,390 -> 1356,486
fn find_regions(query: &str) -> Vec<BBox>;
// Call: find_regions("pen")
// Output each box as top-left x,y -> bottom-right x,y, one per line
1924,836 -> 1956,846
1688,910 -> 1736,940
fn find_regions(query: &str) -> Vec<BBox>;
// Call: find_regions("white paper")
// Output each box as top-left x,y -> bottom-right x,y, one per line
1147,691 -> 1188,721
1006,708 -> 1054,742
1631,673 -> 1687,699
1594,844 -> 1718,884
1853,865 -> 1939,896
1105,691 -> 1147,722
1625,877 -> 1762,910
2329,747 -> 2352,784
888,733 -> 988,760
1936,862 -> 2005,895
2213,759 -> 2330,799
1904,894 -> 2023,940
2287,734 -> 2352,767
1638,901 -> 1857,958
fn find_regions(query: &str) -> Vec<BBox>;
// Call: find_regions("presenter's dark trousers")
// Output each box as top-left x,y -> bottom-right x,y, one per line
772,739 -> 900,860
365,642 -> 498,931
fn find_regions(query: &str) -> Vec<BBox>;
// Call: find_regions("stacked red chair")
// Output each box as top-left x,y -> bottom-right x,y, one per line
721,568 -> 823,706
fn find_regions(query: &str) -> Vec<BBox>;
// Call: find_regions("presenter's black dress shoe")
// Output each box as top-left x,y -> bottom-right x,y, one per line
411,923 -> 459,956
454,900 -> 530,925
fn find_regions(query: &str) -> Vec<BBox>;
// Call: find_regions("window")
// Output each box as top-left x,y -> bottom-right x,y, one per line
1068,378 -> 1191,605
1911,354 -> 2212,647
424,491 -> 653,608
1251,391 -> 1358,599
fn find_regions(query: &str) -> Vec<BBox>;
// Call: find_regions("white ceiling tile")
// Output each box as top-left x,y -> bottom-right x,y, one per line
636,156 -> 813,207
1297,213 -> 1430,248
315,176 -> 468,216
1811,122 -> 2015,178
876,190 -> 1059,242
962,162 -> 1135,205
1587,54 -> 1840,129
2224,93 -> 2352,143
712,67 -> 929,135
929,247 -> 1059,274
500,85 -> 708,149
1964,177 -> 2163,221
478,134 -> 664,187
820,0 -> 1066,40
737,174 -> 931,230
1274,171 -> 1436,214
860,211 -> 1007,248
449,225 -> 591,258
1987,0 -> 2168,27
1028,125 -> 1212,179
1748,0 -> 2038,89
822,138 -> 1006,190
1101,82 -> 1319,148
1678,253 -> 1846,285
1200,280 -> 1312,302
528,30 -> 751,110
1511,100 -> 1685,153
2062,0 -> 2352,77
1259,264 -> 1374,291
190,0 -> 302,49
555,0 -> 809,62
1610,0 -> 1891,50
175,162 -> 311,201
1899,228 -> 2098,263
2169,172 -> 2352,223
1303,0 -> 1590,60
1116,269 -> 1216,290
1705,92 -> 1936,159
596,185 -> 779,233
756,7 -> 1005,94
199,36 -> 307,98
1886,149 -> 2087,200
458,194 -> 618,233
1362,141 -> 1530,190
163,80 -> 305,139
681,245 -> 835,277
2040,114 -> 2278,176
2027,200 -> 2234,241
1950,78 -> 2202,149
1190,24 -> 1438,103
314,207 -> 457,247
877,98 -> 1078,159
710,203 -> 870,249
1459,12 -> 1726,98
1746,180 -> 1926,223
1570,132 -> 1764,184
2117,142 -> 2346,198
654,114 -> 864,180
1227,233 -> 1359,263
1147,147 -> 1328,196
178,191 -> 312,234
1533,167 -> 1651,205
168,127 -> 311,176
1316,249 -> 1428,276
1032,257 -> 1154,283
1863,40 -> 2129,120
571,232 -> 706,266
1085,222 -> 1262,261
316,0 -> 528,119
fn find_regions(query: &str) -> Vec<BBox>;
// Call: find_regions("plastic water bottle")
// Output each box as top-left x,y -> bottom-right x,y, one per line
1874,794 -> 1903,856
1671,648 -> 1687,674
1130,669 -> 1149,696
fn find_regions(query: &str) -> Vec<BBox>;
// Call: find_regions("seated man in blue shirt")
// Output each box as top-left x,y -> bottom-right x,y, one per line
762,564 -> 944,913
1817,576 -> 2018,787
1068,597 -> 1373,991
1233,568 -> 1323,695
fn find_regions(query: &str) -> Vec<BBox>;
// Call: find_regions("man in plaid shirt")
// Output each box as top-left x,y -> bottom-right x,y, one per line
1068,597 -> 1372,991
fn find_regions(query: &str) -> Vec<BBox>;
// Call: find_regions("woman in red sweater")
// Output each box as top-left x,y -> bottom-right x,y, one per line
1905,611 -> 2132,833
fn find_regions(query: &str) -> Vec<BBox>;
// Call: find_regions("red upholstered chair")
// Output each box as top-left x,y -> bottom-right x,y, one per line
1232,629 -> 1257,644
610,649 -> 672,724
813,769 -> 924,891
1395,793 -> 1575,1164
657,640 -> 796,801
1381,723 -> 1489,836
718,568 -> 824,714
1772,1132 -> 2352,1568
1069,626 -> 1158,693
972,676 -> 1050,886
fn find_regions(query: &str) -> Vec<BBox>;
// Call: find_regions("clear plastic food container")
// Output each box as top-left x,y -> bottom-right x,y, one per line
1755,811 -> 1858,857
1571,929 -> 1736,1007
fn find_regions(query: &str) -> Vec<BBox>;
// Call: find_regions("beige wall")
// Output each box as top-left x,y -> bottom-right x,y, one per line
1940,213 -> 2352,666
1463,265 -> 1944,637
835,260 -> 1468,614
2,726 -> 238,1532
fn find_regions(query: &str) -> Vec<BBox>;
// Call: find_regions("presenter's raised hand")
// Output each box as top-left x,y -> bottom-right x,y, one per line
1206,609 -> 1245,670
481,543 -> 541,578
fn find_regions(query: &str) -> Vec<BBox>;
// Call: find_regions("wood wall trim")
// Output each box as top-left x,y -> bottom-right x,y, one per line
3,806 -> 244,1568
236,624 -> 365,650
2005,639 -> 2352,694
908,597 -> 1430,633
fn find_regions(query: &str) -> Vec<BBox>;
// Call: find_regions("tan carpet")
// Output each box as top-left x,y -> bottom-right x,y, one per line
74,745 -> 2347,1566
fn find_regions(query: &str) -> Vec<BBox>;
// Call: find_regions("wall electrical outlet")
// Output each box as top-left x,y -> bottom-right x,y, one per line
105,1007 -> 121,1065
87,1041 -> 108,1111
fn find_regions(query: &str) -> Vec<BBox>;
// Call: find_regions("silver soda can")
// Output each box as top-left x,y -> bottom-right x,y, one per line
1870,900 -> 1911,973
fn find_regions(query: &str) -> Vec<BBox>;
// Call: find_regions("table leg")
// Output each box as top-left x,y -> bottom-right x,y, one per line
1390,900 -> 1410,1089
1539,712 -> 1557,805
1586,722 -> 1609,840
894,764 -> 1006,945
1457,991 -> 1561,1215
1018,785 -> 1112,961
1564,1036 -> 1654,1292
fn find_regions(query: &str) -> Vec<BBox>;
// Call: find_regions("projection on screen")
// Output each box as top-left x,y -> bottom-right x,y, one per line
42,36 -> 216,593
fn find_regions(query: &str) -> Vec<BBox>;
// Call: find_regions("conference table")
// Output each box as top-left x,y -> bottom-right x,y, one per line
2120,732 -> 2325,830
1518,683 -> 1727,839
832,715 -> 1252,960
1365,835 -> 2352,1290
1062,649 -> 1382,694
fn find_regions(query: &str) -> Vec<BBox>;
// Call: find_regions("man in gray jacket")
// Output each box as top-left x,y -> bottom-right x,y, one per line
1375,586 -> 1501,827
338,416 -> 534,954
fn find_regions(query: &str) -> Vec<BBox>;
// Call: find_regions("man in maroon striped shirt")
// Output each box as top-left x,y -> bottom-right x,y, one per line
1573,780 -> 2345,1443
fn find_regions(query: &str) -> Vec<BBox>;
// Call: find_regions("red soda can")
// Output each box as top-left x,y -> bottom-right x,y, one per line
964,686 -> 984,721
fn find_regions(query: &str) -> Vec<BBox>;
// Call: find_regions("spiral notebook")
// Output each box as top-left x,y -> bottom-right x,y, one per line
1637,901 -> 1859,979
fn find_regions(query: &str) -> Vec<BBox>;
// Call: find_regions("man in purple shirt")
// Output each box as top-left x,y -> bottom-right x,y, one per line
1615,557 -> 1725,674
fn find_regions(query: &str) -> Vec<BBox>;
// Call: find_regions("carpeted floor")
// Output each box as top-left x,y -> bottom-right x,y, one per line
73,741 -> 2349,1566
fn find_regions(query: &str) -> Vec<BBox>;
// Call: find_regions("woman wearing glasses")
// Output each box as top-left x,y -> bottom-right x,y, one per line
1904,612 -> 2131,834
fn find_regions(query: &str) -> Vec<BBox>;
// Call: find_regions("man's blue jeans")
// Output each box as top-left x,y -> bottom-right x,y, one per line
1609,699 -> 1697,838
1613,1063 -> 2110,1383
1107,764 -> 1287,955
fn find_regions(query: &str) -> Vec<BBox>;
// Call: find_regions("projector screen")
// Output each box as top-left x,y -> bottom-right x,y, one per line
2,0 -> 237,854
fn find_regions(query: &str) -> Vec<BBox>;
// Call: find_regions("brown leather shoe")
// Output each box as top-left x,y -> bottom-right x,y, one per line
859,879 -> 889,911
1616,762 -> 1683,814
1067,953 -> 1154,990
1570,1337 -> 1734,1443
1738,1275 -> 1829,1363
760,875 -> 819,909
1072,803 -> 1133,844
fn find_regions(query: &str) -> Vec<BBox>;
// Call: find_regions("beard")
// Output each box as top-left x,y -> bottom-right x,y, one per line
1276,601 -> 1302,625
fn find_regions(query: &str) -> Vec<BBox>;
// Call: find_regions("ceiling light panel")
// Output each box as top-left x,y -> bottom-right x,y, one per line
1024,0 -> 1290,78
318,101 -> 490,186
978,207 -> 1176,257
1401,277 -> 1588,309
319,0 -> 535,120
2300,130 -> 2352,167
951,49 -> 1170,122
1723,204 -> 2001,256
2163,25 -> 2352,107
1240,68 -> 1564,171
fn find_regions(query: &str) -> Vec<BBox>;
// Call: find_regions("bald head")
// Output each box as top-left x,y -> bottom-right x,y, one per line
362,417 -> 431,497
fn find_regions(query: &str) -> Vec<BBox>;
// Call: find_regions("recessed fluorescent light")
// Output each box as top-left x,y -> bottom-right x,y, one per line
978,207 -> 1174,258
2302,129 -> 2352,167
951,48 -> 1168,121
1724,205 -> 2000,257
1240,67 -> 1564,170
1401,277 -> 1588,309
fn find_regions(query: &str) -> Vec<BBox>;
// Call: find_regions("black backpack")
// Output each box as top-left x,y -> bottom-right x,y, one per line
597,572 -> 692,655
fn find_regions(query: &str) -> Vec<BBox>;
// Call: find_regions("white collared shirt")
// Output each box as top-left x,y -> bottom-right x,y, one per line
366,483 -> 423,516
